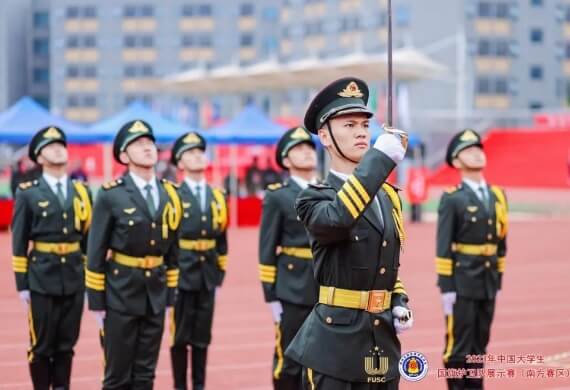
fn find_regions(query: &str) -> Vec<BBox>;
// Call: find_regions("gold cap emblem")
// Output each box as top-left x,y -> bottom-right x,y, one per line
290,127 -> 310,140
338,81 -> 364,98
43,127 -> 62,139
182,133 -> 201,144
128,120 -> 149,134
459,130 -> 478,142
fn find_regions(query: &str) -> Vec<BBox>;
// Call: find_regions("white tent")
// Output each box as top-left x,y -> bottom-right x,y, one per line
161,48 -> 446,95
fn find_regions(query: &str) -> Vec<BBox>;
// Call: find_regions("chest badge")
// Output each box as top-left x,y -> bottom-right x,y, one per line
38,201 -> 49,208
123,208 -> 136,214
467,206 -> 478,213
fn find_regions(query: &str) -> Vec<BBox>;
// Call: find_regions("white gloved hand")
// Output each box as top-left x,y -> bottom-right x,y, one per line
392,306 -> 414,334
441,292 -> 457,316
268,301 -> 283,323
91,310 -> 106,330
18,290 -> 30,307
373,132 -> 407,163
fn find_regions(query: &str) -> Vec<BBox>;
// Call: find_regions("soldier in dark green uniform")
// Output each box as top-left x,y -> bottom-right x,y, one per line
169,132 -> 228,390
436,129 -> 508,390
285,77 -> 413,389
11,126 -> 92,390
258,126 -> 319,390
86,120 -> 182,390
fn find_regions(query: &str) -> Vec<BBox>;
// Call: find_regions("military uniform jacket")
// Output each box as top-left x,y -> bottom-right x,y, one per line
436,182 -> 508,300
258,180 -> 317,307
11,177 -> 92,296
176,182 -> 228,292
285,149 -> 410,383
86,175 -> 181,316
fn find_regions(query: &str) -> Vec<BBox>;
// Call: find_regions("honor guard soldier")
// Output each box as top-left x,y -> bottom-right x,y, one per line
11,126 -> 92,390
258,126 -> 319,390
285,77 -> 413,389
436,129 -> 508,390
169,132 -> 229,390
85,120 -> 182,390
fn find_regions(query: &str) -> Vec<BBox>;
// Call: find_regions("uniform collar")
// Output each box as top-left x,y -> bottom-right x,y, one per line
42,172 -> 67,190
462,177 -> 487,193
184,176 -> 206,191
329,169 -> 350,182
290,175 -> 316,190
129,171 -> 157,191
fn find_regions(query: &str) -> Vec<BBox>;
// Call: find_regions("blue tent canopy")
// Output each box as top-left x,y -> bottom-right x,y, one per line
89,101 -> 195,143
207,105 -> 286,144
0,97 -> 96,143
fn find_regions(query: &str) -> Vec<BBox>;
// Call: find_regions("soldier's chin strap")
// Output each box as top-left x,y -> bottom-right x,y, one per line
326,121 -> 359,164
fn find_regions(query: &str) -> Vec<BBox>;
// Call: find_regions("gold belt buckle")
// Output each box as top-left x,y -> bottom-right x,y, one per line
482,245 -> 493,256
141,257 -> 154,268
198,241 -> 207,251
57,243 -> 67,254
367,290 -> 386,313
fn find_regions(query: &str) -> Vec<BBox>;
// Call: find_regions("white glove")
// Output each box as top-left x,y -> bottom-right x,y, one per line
268,301 -> 283,323
373,132 -> 407,163
392,306 -> 413,334
91,310 -> 106,330
441,292 -> 457,316
18,290 -> 30,307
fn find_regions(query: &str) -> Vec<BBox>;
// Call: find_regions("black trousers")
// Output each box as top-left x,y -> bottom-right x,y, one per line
273,302 -> 312,390
443,296 -> 496,390
302,368 -> 399,390
170,289 -> 216,390
28,290 -> 83,390
102,308 -> 165,390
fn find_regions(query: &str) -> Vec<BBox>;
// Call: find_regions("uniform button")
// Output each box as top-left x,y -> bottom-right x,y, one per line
200,256 -> 206,262
62,213 -> 67,219
201,230 -> 207,236
128,220 -> 134,226
382,240 -> 388,247
487,234 -> 492,240
151,222 -> 156,229
485,261 -> 491,268
63,227 -> 68,234
325,316 -> 333,324
113,269 -> 119,275
61,257 -> 66,263
354,235 -> 359,241
296,216 -> 301,221
184,213 -> 189,218
150,240 -> 156,246
374,319 -> 380,326
379,267 -> 386,275
32,257 -> 36,262
456,262 -> 461,267
201,215 -> 207,222
42,211 -> 47,217
471,217 -> 477,222
287,263 -> 294,270
145,270 -> 151,277
488,219 -> 493,225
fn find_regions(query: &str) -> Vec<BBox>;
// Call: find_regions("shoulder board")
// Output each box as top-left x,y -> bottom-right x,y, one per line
102,178 -> 124,191
160,178 -> 179,189
18,180 -> 38,191
445,185 -> 459,194
266,182 -> 284,191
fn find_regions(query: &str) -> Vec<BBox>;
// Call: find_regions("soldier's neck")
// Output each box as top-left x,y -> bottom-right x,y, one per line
184,171 -> 205,183
42,165 -> 67,179
329,158 -> 357,176
289,168 -> 316,182
129,165 -> 155,182
461,170 -> 484,184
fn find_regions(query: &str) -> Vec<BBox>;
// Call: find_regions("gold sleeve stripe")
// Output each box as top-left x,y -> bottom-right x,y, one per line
260,275 -> 276,283
218,255 -> 228,270
393,288 -> 407,295
498,257 -> 506,273
86,269 -> 105,280
342,182 -> 365,211
435,258 -> 453,266
166,269 -> 179,277
12,256 -> 28,273
348,176 -> 370,203
86,279 -> 105,291
338,190 -> 359,219
259,264 -> 277,272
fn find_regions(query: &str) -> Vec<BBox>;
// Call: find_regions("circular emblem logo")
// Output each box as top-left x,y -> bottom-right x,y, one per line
399,351 -> 428,382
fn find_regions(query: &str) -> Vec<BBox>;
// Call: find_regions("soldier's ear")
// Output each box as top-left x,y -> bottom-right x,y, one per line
177,159 -> 184,171
36,154 -> 45,165
451,157 -> 462,169
317,128 -> 331,148
119,151 -> 130,165
283,157 -> 292,170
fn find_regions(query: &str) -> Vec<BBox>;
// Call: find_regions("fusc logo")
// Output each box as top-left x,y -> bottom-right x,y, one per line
399,351 -> 428,382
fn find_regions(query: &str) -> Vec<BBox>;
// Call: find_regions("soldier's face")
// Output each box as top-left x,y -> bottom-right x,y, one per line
318,114 -> 370,162
178,148 -> 208,172
122,136 -> 158,167
284,142 -> 317,171
454,145 -> 486,170
38,142 -> 68,166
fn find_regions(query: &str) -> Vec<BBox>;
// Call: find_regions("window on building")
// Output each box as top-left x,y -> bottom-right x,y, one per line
530,65 -> 543,80
566,7 -> 570,22
182,5 -> 194,16
240,3 -> 254,17
67,96 -> 80,107
124,6 -> 137,17
124,36 -> 136,47
141,36 -> 154,47
33,68 -> 49,83
478,2 -> 491,17
84,66 -> 97,78
198,4 -> 212,16
478,39 -> 490,55
530,28 -> 543,43
141,5 -> 154,17
124,66 -> 137,77
35,96 -> 50,109
565,43 -> 570,58
495,78 -> 508,94
84,36 -> 97,48
496,3 -> 509,18
84,96 -> 97,107
182,35 -> 195,47
529,101 -> 543,110
198,35 -> 212,47
496,41 -> 510,57
240,34 -> 254,47
530,0 -> 543,6
477,78 -> 490,94
83,6 -> 97,18
141,65 -> 154,77
33,11 -> 49,28
33,38 -> 49,55
66,6 -> 79,19
66,66 -> 79,78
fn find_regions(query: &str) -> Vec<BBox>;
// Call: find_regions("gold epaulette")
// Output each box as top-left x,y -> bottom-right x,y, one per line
161,178 -> 179,189
102,178 -> 124,190
267,182 -> 283,191
18,180 -> 38,190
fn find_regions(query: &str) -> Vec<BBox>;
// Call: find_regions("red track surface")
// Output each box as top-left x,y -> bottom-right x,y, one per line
1,218 -> 570,389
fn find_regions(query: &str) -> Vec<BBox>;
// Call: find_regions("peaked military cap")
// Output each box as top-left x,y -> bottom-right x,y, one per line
304,77 -> 374,134
275,126 -> 316,170
170,131 -> 207,165
28,126 -> 67,162
446,129 -> 484,167
113,119 -> 156,164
